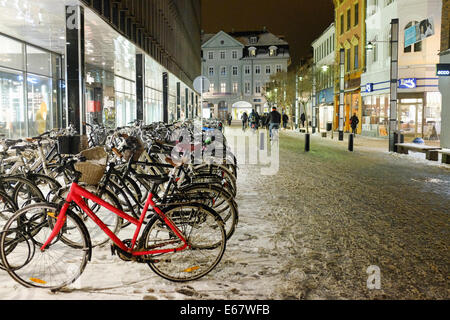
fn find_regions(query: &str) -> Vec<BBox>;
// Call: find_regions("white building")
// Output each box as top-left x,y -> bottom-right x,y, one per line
201,29 -> 290,121
361,0 -> 442,141
312,23 -> 336,131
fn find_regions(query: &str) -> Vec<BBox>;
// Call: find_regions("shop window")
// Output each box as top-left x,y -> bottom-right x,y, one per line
0,35 -> 24,70
0,67 -> 25,138
26,46 -> 51,77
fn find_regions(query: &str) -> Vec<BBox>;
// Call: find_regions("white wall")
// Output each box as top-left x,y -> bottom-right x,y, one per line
439,53 -> 450,148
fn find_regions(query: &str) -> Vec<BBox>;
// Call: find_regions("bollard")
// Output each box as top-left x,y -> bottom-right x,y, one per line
259,131 -> 265,150
338,131 -> 344,141
348,133 -> 354,152
305,133 -> 310,152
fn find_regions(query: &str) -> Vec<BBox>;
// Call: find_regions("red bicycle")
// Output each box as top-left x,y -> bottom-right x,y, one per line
0,168 -> 226,290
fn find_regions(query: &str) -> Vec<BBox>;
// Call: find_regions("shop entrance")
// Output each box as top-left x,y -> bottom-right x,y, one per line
398,98 -> 423,140
232,101 -> 252,122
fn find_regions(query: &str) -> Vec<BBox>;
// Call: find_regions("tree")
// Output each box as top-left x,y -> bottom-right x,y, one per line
262,70 -> 297,128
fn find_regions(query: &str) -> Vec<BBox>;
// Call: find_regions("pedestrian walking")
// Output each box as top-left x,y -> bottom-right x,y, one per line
282,113 -> 289,130
266,107 -> 281,139
249,109 -> 259,131
300,112 -> 306,128
241,112 -> 248,130
227,113 -> 232,126
350,113 -> 359,135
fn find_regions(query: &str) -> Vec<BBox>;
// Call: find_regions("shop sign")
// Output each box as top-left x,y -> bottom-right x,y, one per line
404,18 -> 434,48
365,83 -> 373,93
398,78 -> 417,89
436,64 -> 450,76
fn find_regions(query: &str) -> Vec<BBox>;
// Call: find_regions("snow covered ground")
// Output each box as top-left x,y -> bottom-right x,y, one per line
0,127 -> 448,300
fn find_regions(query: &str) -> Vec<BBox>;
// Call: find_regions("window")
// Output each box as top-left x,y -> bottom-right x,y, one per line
244,82 -> 251,94
255,65 -> 261,74
354,3 -> 359,26
232,66 -> 238,76
220,66 -> 226,76
232,50 -> 238,59
249,47 -> 256,57
269,46 -> 277,56
244,65 -> 250,74
221,82 -> 226,93
208,51 -> 214,60
250,36 -> 257,44
209,83 -> 215,93
276,65 -> 282,73
265,65 -> 271,74
220,51 -> 225,59
347,9 -> 351,31
255,82 -> 261,94
372,37 -> 378,63
340,14 -> 344,34
208,66 -> 214,76
232,82 -> 238,93
354,45 -> 359,69
346,48 -> 351,72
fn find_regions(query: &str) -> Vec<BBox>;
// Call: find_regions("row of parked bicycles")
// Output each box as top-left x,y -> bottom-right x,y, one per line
0,119 -> 238,290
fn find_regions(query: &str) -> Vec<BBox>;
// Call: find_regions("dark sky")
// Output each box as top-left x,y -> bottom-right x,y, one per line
201,0 -> 335,69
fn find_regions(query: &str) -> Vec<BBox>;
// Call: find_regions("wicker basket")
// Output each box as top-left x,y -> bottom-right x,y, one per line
74,146 -> 108,185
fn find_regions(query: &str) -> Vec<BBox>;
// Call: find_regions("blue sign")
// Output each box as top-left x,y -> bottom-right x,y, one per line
405,25 -> 418,48
365,83 -> 373,93
398,78 -> 417,89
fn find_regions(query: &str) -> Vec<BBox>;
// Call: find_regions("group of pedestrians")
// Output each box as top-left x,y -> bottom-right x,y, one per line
241,107 -> 285,139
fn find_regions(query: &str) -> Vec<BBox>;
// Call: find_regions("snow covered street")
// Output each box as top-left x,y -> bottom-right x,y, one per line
1,127 -> 449,300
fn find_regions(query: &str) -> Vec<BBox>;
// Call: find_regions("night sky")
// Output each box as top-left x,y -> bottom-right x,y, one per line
201,0 -> 335,69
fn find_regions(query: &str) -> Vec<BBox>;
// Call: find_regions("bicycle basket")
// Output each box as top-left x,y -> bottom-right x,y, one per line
74,146 -> 107,185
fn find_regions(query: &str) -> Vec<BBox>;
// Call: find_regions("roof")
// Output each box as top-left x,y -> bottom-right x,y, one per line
201,30 -> 288,47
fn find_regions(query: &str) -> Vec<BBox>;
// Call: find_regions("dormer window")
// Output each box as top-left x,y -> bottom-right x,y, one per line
249,46 -> 257,57
269,46 -> 278,56
249,36 -> 257,44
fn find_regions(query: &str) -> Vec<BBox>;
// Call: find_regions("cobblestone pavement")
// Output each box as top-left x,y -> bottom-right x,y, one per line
221,126 -> 449,300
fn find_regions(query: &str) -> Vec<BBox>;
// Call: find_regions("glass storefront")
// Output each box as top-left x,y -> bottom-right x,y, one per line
115,76 -> 136,127
144,57 -> 163,124
363,92 -> 442,140
0,34 -> 62,138
362,94 -> 389,137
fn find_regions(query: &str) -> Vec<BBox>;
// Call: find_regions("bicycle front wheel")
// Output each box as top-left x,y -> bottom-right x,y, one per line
139,203 -> 226,282
0,203 -> 91,289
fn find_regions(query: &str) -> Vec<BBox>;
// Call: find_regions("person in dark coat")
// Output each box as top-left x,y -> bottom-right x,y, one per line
266,107 -> 281,139
350,113 -> 359,134
300,113 -> 306,128
241,112 -> 248,130
282,113 -> 289,129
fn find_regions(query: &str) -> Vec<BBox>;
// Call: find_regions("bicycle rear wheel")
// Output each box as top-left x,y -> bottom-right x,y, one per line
0,203 -> 91,289
139,203 -> 226,282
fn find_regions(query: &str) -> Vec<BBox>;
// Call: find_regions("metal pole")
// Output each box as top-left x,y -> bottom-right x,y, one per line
295,74 -> 299,129
312,63 -> 317,134
389,19 -> 399,152
339,48 -> 345,141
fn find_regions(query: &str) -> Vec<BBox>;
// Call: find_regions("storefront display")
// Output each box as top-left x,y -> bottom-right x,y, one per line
0,34 -> 61,138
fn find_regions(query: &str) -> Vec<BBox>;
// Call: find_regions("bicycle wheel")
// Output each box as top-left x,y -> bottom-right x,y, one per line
0,190 -> 18,229
0,203 -> 91,289
139,203 -> 226,282
0,176 -> 45,209
178,184 -> 238,240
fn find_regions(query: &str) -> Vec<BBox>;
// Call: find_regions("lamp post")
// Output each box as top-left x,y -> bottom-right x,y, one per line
338,48 -> 345,141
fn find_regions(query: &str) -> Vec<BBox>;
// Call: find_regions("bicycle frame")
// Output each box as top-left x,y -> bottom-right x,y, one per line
40,182 -> 189,257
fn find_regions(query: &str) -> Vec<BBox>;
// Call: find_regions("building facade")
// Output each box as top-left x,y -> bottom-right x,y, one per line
333,0 -> 366,134
439,0 -> 450,148
201,29 -> 290,121
0,0 -> 201,138
361,0 -> 443,141
312,23 -> 336,132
